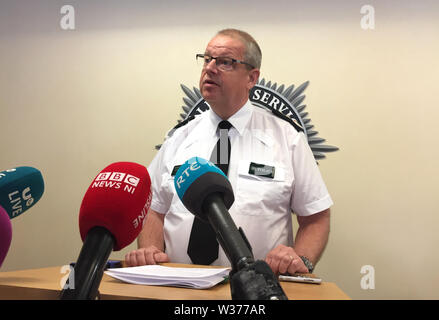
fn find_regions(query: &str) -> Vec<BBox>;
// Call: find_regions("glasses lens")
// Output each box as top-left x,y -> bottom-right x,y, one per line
216,57 -> 234,71
203,55 -> 212,64
196,54 -> 236,71
196,54 -> 206,67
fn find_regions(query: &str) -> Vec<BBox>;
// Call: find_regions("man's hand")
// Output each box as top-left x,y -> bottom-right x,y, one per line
125,209 -> 168,267
125,245 -> 169,267
265,244 -> 309,275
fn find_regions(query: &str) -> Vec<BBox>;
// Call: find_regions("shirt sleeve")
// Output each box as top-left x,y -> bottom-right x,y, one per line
147,139 -> 173,215
290,132 -> 333,216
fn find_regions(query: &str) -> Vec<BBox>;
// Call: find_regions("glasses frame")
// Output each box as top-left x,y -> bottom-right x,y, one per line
196,53 -> 255,70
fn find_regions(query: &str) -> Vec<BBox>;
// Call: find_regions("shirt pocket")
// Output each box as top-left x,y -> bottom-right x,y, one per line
234,160 -> 292,216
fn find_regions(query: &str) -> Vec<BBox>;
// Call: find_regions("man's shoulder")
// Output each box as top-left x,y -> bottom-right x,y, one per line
161,112 -> 208,146
171,110 -> 208,131
174,111 -> 207,132
250,104 -> 303,134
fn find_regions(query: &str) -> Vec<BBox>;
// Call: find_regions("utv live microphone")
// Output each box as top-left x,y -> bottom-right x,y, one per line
0,205 -> 12,268
60,162 -> 152,300
174,157 -> 288,300
0,166 -> 44,219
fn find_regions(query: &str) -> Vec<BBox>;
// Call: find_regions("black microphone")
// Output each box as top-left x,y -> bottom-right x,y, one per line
174,157 -> 288,300
202,193 -> 254,271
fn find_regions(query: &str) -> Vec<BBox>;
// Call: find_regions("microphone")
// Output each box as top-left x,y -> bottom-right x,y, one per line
0,166 -> 44,219
0,205 -> 12,268
174,157 -> 252,270
60,162 -> 152,300
174,157 -> 288,300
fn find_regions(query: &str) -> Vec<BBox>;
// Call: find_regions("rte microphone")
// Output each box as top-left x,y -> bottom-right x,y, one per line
0,166 -> 44,219
0,205 -> 12,268
60,162 -> 152,300
174,157 -> 288,300
174,157 -> 253,271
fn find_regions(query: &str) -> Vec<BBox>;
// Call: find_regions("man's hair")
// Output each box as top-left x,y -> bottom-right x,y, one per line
216,28 -> 262,70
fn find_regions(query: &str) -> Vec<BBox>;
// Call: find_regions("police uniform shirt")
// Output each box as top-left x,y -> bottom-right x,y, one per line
148,100 -> 333,266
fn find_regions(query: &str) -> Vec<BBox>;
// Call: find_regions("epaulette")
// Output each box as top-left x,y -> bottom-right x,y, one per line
271,108 -> 304,133
173,115 -> 196,130
155,115 -> 197,150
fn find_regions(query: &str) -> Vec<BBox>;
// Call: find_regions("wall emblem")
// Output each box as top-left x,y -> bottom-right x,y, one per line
157,79 -> 339,160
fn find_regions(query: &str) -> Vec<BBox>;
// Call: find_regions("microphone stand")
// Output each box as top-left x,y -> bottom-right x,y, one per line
204,193 -> 288,300
60,226 -> 114,300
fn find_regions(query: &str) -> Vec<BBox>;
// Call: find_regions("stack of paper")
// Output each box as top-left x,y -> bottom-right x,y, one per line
105,265 -> 230,289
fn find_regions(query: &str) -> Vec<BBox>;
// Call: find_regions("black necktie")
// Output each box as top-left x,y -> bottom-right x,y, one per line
187,120 -> 232,265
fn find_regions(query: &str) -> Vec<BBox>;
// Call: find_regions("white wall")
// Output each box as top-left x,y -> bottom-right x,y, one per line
1,0 -> 438,299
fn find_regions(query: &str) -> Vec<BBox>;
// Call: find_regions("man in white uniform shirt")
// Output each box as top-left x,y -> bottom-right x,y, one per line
126,29 -> 332,275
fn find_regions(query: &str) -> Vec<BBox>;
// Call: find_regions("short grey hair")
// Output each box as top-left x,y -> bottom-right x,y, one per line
216,28 -> 262,70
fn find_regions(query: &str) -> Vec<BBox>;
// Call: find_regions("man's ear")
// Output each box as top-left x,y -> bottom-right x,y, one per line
247,69 -> 260,90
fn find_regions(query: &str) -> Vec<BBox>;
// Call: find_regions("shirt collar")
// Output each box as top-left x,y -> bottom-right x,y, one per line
208,100 -> 253,136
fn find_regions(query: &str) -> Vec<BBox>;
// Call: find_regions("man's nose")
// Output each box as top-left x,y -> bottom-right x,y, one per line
204,59 -> 218,73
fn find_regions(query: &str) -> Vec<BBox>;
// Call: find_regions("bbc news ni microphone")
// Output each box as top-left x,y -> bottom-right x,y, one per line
60,162 -> 152,300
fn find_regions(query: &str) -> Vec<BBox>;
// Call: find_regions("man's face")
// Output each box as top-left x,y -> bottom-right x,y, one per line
199,35 -> 257,108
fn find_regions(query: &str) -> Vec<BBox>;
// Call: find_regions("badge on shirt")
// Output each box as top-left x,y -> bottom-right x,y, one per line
171,165 -> 182,177
248,162 -> 275,179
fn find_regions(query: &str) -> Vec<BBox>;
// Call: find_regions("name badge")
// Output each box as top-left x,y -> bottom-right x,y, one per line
171,165 -> 182,177
248,162 -> 275,179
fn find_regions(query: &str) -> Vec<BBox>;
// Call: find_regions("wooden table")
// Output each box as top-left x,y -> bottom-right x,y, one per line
0,264 -> 350,300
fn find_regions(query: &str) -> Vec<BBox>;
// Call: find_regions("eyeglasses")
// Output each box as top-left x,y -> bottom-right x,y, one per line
196,54 -> 255,71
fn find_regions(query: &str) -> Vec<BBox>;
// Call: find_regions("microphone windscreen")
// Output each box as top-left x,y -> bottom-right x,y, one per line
0,205 -> 12,267
174,157 -> 234,221
0,167 -> 44,219
79,162 -> 152,251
